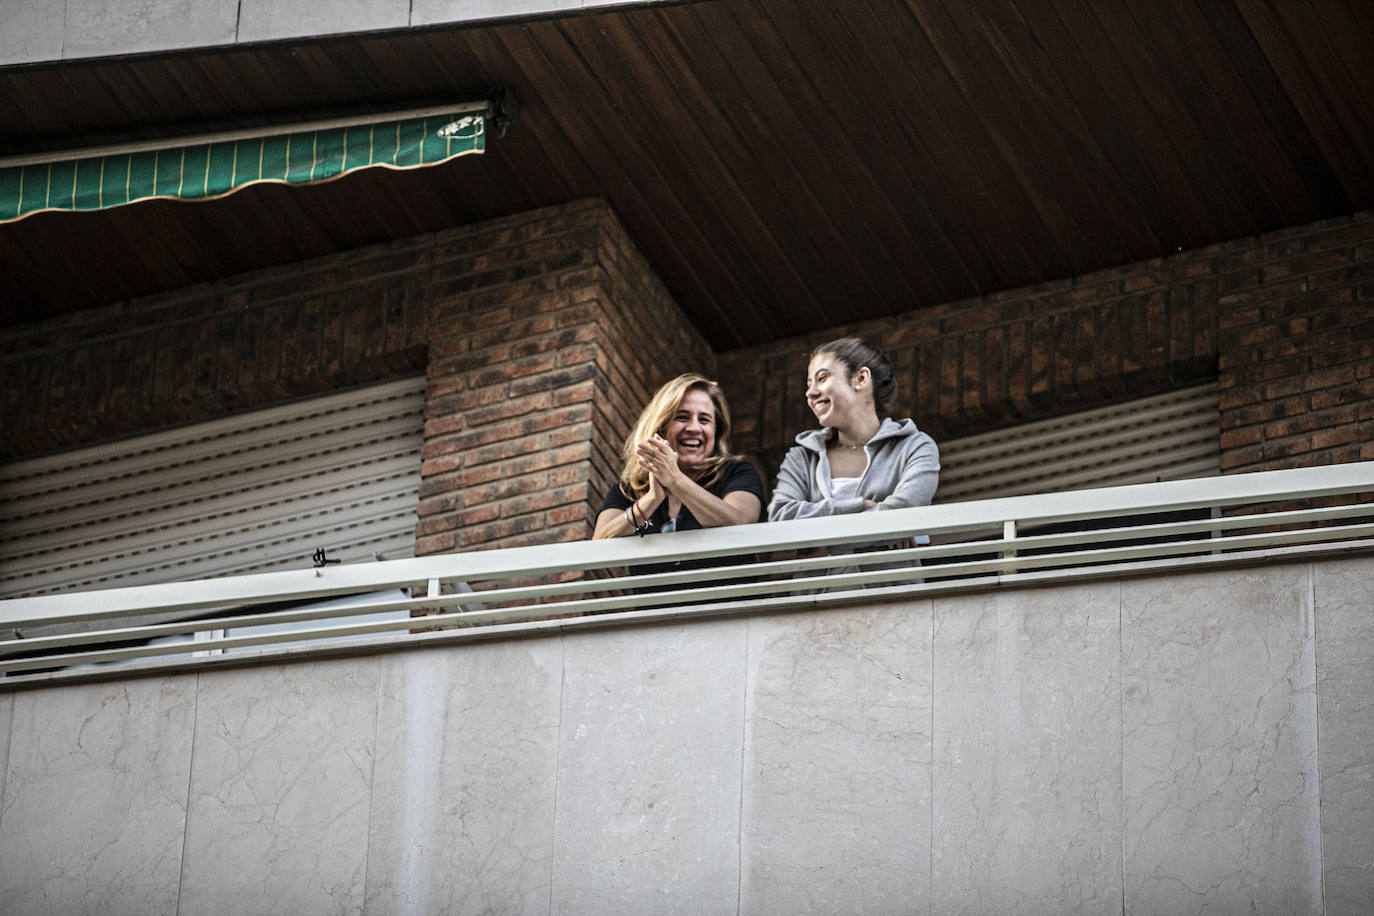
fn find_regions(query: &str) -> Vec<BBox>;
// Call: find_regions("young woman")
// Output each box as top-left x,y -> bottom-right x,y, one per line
768,337 -> 939,521
593,373 -> 762,540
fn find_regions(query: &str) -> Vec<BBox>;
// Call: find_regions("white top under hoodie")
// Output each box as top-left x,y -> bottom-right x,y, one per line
767,417 -> 940,521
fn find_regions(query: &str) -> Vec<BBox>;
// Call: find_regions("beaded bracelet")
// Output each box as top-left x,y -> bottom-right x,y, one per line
624,505 -> 650,536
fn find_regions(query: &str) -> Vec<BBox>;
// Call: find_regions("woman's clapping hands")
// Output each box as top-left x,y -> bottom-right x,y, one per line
635,434 -> 682,492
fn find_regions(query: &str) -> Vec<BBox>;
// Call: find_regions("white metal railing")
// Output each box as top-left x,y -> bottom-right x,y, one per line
3,462 -> 1373,685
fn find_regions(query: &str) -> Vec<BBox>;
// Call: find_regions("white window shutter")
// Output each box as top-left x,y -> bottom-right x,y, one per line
0,377 -> 425,598
935,383 -> 1220,504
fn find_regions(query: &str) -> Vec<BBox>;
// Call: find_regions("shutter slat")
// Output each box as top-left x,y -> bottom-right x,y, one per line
936,384 -> 1219,503
0,378 -> 425,598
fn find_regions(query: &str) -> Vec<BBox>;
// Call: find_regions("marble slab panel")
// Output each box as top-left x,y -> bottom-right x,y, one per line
740,600 -> 933,914
551,619 -> 746,916
236,0 -> 409,44
63,0 -> 237,59
1315,556 -> 1374,915
0,676 -> 197,916
0,0 -> 65,66
1121,564 -> 1321,915
411,0 -> 582,25
932,582 -> 1123,915
0,691 -> 11,815
178,658 -> 380,915
365,639 -> 563,915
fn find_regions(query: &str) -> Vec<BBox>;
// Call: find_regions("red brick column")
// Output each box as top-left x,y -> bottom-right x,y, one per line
1215,217 -> 1374,472
413,201 -> 714,554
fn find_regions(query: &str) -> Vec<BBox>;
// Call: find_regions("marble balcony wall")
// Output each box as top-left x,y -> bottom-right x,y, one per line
0,555 -> 1371,915
0,0 -> 659,65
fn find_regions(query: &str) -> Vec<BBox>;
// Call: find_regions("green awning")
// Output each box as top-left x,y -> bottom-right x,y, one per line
0,111 -> 485,224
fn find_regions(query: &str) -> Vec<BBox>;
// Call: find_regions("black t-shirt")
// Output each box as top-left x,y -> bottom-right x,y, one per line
599,459 -> 765,533
599,460 -> 765,582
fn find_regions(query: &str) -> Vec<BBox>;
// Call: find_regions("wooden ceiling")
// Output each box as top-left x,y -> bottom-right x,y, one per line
2,0 -> 1371,350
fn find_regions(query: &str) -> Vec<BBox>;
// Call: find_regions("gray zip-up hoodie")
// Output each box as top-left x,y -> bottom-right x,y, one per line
767,418 -> 940,521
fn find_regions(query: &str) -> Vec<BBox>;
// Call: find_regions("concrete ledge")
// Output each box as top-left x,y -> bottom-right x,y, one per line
0,0 -> 677,67
2,555 -> 1368,913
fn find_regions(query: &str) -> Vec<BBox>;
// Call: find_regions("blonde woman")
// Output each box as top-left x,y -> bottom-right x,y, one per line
593,373 -> 762,540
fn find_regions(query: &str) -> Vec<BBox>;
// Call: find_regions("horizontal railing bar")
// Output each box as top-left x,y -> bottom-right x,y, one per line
3,462 -> 1372,626
11,533 -> 1374,691
424,520 -> 1374,629
10,535 -> 1371,691
12,499 -> 1370,654
5,519 -> 1371,674
5,493 -> 1373,644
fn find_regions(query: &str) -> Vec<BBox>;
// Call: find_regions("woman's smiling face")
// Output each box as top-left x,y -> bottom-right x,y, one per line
662,388 -> 716,469
806,352 -> 869,428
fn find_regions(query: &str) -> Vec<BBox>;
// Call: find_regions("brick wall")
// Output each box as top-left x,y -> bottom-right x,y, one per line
0,239 -> 430,459
3,203 -> 1369,558
719,212 -> 1374,484
0,199 -> 712,557
1215,218 -> 1374,472
414,201 -> 713,555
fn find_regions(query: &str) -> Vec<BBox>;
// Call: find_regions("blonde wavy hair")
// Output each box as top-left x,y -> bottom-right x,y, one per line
617,373 -> 738,499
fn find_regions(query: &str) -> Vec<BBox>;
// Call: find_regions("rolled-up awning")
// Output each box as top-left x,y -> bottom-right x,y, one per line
0,102 -> 489,224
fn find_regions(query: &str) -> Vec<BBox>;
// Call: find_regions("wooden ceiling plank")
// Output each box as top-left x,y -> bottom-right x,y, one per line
1120,0 -> 1287,233
296,177 -> 401,250
489,19 -> 759,347
580,10 -> 833,330
901,0 -> 1091,267
1050,0 -> 1233,248
1319,0 -> 1374,119
137,199 -> 235,282
456,25 -> 607,207
1344,0 -> 1374,49
914,0 -> 1130,271
1178,0 -> 1335,223
52,64 -> 139,140
219,47 -> 309,124
91,61 -> 166,135
1263,0 -> 1374,202
0,75 -> 53,145
889,0 -> 1067,279
46,212 -> 147,305
99,203 -> 198,292
289,42 -> 382,103
994,0 -> 1180,256
659,5 -> 860,327
736,0 -> 942,312
333,35 -> 419,101
415,30 -> 574,207
847,0 -> 1020,294
232,183 -> 337,266
191,50 -> 272,115
696,2 -> 921,320
154,55 -> 236,124
327,165 -> 430,248
532,14 -> 772,345
762,0 -> 980,307
396,30 -> 558,212
969,0 -> 1169,258
1162,0 -> 1321,223
1220,0 -> 1359,213
0,224 -> 75,319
